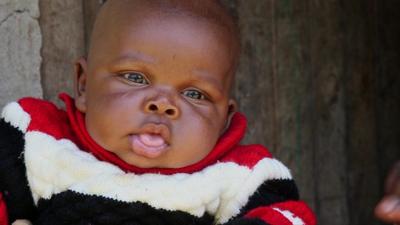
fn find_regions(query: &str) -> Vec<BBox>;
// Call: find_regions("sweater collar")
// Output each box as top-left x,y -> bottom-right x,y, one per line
59,93 -> 247,175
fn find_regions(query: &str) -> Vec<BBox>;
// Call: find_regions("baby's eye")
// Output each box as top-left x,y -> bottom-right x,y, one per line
182,89 -> 206,100
122,72 -> 149,85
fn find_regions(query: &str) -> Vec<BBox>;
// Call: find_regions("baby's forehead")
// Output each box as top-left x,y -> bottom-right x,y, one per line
94,0 -> 238,42
91,2 -> 239,59
89,0 -> 240,85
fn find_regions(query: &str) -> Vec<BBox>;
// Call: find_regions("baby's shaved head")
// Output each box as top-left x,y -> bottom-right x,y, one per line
75,0 -> 241,168
95,0 -> 237,31
88,0 -> 240,69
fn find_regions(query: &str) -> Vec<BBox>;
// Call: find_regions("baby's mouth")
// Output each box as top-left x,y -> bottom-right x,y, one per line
130,133 -> 169,158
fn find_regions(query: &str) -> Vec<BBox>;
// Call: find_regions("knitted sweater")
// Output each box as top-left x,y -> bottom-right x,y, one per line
0,94 -> 316,225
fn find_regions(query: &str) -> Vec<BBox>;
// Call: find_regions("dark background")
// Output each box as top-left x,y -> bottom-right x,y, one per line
30,0 -> 400,224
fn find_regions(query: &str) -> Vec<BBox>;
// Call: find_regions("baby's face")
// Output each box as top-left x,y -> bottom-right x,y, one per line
75,9 -> 237,168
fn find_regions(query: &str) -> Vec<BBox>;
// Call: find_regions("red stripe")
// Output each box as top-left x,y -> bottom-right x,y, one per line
270,201 -> 316,225
18,97 -> 78,143
245,206 -> 293,225
0,193 -> 9,225
245,201 -> 316,225
220,144 -> 272,168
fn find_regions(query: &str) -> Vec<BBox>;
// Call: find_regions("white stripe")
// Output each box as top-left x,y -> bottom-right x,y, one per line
273,208 -> 305,225
1,102 -> 31,132
24,131 -> 292,222
215,158 -> 292,224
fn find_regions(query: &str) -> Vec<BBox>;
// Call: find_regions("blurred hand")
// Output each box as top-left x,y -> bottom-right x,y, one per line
12,220 -> 32,225
375,161 -> 400,224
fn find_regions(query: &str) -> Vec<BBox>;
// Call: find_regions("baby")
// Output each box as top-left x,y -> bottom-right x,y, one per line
0,0 -> 316,225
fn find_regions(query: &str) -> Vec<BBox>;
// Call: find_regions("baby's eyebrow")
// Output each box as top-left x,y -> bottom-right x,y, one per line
112,52 -> 157,65
191,70 -> 225,94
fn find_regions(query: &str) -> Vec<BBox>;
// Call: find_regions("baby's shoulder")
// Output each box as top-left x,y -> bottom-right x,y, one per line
220,144 -> 274,168
17,96 -> 63,116
218,144 -> 293,181
1,96 -> 70,137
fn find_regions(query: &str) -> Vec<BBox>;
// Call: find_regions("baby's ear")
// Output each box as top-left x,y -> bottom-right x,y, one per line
74,57 -> 88,113
227,99 -> 238,118
223,99 -> 238,133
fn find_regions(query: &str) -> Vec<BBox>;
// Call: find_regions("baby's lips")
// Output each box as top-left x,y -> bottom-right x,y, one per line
129,134 -> 169,158
139,122 -> 171,144
139,133 -> 166,147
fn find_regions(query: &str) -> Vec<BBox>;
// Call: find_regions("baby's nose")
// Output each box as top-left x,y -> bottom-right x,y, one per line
144,99 -> 180,119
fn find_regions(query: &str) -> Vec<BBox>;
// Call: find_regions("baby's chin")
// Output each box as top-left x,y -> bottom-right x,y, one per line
114,147 -> 210,169
109,150 -> 161,168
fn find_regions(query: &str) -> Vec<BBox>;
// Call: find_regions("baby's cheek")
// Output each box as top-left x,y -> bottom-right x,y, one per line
191,118 -> 220,150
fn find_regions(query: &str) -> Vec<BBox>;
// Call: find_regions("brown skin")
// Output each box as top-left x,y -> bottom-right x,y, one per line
74,0 -> 238,168
375,161 -> 400,224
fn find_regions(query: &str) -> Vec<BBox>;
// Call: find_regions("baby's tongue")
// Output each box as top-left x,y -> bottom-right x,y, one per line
139,133 -> 165,147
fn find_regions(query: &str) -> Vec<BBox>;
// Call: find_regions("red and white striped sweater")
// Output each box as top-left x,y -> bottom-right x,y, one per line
0,94 -> 316,225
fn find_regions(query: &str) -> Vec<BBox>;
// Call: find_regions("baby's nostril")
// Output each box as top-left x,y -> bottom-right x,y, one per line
149,104 -> 158,111
165,109 -> 175,116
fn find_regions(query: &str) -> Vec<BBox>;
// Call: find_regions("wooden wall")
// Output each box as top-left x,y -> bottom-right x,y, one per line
1,0 -> 399,224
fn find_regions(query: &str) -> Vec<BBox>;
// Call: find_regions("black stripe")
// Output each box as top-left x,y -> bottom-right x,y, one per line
35,190 -> 214,225
222,217 -> 269,225
0,119 -> 37,222
239,179 -> 299,217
